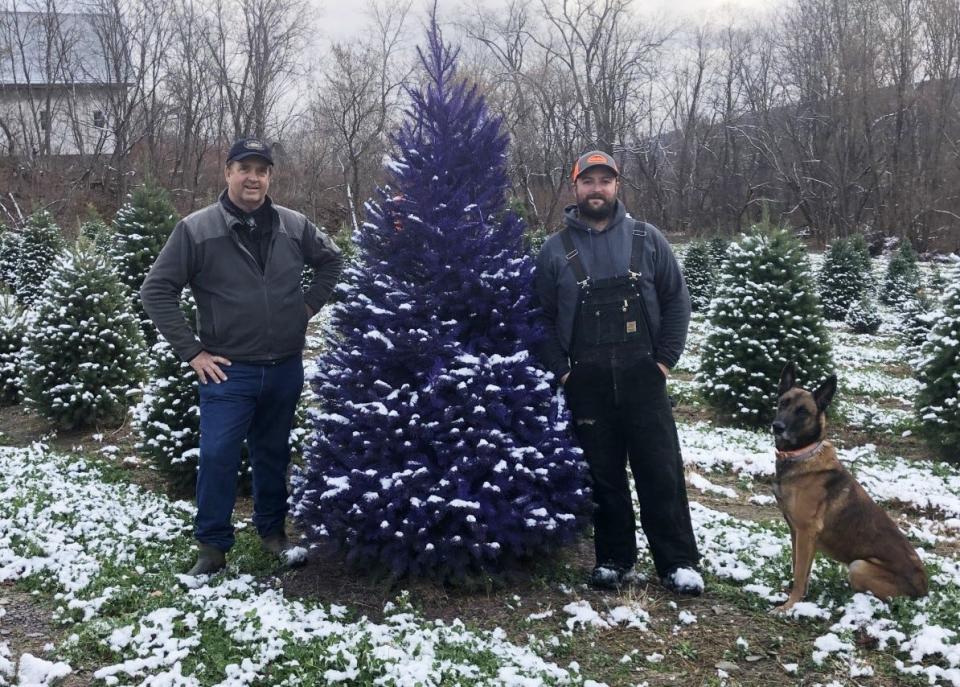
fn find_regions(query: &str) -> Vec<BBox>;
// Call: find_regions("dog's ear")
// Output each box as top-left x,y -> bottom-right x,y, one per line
813,374 -> 837,411
778,362 -> 797,397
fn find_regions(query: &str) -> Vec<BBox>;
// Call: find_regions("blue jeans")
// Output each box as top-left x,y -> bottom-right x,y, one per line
195,355 -> 304,551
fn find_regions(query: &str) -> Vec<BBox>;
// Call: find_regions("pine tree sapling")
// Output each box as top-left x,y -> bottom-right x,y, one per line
848,233 -> 873,278
819,237 -> 869,320
294,20 -> 590,583
134,290 -> 201,494
22,246 -> 145,429
844,295 -> 881,335
135,336 -> 201,494
683,240 -> 715,312
882,241 -> 921,306
708,235 -> 730,269
15,211 -> 65,305
0,293 -> 28,405
0,225 -> 22,291
80,216 -> 114,256
110,181 -> 178,341
699,225 -> 833,426
916,258 -> 960,462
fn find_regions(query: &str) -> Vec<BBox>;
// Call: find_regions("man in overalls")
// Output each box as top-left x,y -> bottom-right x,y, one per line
533,150 -> 702,594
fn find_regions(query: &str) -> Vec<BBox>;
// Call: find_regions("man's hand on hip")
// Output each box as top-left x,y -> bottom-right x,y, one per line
657,362 -> 670,378
190,351 -> 231,384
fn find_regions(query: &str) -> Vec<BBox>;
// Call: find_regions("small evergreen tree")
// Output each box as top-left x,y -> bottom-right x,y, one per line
683,240 -> 715,311
15,211 -> 65,305
819,237 -> 870,320
882,241 -> 921,306
699,224 -> 833,426
294,20 -> 590,583
0,225 -> 21,291
900,293 -> 941,359
135,336 -> 201,494
133,291 -> 201,494
848,233 -> 873,275
22,246 -> 145,429
916,259 -> 960,462
708,235 -> 730,269
80,211 -> 114,256
0,293 -> 28,405
844,294 -> 881,335
110,181 -> 178,341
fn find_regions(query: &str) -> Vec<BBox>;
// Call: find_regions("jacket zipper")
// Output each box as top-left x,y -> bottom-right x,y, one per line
228,227 -> 277,359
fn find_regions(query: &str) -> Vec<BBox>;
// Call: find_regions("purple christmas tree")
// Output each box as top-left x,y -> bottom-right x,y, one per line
293,19 -> 590,583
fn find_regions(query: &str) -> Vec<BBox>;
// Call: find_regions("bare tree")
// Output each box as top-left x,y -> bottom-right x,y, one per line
82,0 -> 173,196
204,0 -> 310,141
163,0 -> 221,205
310,0 -> 411,232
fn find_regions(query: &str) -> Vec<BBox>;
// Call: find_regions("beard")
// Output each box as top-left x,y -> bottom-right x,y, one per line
577,195 -> 615,220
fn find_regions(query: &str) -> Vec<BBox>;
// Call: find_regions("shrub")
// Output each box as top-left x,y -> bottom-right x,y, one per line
844,295 -> 882,335
0,293 -> 28,405
15,211 -> 65,305
683,240 -> 715,312
915,259 -> 960,462
882,241 -> 921,306
699,224 -> 832,426
22,246 -> 145,429
819,237 -> 870,320
110,181 -> 178,341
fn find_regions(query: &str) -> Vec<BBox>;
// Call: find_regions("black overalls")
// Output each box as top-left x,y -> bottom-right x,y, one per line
561,224 -> 699,576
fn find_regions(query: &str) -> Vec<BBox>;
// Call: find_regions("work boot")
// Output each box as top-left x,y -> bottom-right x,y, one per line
186,544 -> 225,576
260,531 -> 308,567
589,563 -> 641,591
660,567 -> 705,597
260,531 -> 292,555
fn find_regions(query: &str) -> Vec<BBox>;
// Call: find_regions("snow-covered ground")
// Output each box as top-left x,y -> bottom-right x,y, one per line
1,254 -> 959,686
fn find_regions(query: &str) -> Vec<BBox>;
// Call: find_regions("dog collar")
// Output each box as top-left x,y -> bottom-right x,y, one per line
775,440 -> 825,462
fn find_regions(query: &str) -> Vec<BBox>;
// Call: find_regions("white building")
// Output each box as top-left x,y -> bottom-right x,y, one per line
0,10 -> 126,158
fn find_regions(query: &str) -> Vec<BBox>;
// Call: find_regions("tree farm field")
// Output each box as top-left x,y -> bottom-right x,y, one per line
0,250 -> 958,687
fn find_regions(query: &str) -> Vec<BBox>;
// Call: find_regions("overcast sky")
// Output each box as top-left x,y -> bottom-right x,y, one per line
313,0 -> 782,43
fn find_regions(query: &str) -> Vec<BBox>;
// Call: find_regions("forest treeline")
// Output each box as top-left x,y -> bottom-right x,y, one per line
1,0 -> 959,250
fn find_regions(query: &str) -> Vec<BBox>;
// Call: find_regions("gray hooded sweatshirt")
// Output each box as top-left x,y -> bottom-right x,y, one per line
533,200 -> 691,380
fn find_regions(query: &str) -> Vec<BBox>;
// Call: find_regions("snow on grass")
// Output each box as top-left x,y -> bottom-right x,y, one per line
679,421 -> 772,479
846,446 -> 960,519
678,422 -> 960,520
834,400 -> 913,433
561,600 -> 650,632
0,443 -> 191,615
687,472 -> 738,498
0,445 -> 590,686
679,500 -> 960,684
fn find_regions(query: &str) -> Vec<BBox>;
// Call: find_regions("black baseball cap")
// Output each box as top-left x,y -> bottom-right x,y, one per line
572,150 -> 619,181
226,137 -> 273,165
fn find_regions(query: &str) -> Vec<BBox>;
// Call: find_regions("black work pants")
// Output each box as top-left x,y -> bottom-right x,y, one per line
564,355 -> 700,577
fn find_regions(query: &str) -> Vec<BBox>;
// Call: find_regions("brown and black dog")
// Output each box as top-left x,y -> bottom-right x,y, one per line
770,362 -> 928,613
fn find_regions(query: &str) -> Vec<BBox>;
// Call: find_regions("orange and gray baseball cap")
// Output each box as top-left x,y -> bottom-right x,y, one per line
572,150 -> 619,181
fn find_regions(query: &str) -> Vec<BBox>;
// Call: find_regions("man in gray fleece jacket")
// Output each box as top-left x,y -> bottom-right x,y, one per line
141,138 -> 343,576
533,150 -> 701,594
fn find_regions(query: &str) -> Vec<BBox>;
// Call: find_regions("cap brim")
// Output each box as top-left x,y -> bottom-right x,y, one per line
228,152 -> 274,165
575,163 -> 618,179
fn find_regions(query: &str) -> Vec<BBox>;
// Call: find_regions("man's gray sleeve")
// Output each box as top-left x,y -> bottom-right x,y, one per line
652,231 -> 691,369
301,220 -> 344,313
140,222 -> 203,362
532,247 -> 571,380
